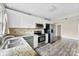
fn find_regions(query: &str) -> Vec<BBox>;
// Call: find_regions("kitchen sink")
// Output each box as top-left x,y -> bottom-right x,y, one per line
1,37 -> 26,49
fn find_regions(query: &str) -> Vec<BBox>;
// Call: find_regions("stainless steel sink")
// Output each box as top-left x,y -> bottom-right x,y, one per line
1,37 -> 26,49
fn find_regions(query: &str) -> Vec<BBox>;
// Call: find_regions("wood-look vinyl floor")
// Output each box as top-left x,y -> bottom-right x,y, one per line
36,39 -> 79,56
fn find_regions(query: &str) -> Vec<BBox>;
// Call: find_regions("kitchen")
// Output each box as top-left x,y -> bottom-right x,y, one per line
0,3 -> 57,55
0,3 -> 79,56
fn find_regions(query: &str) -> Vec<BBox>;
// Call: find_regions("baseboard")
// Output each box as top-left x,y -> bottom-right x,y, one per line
61,36 -> 78,40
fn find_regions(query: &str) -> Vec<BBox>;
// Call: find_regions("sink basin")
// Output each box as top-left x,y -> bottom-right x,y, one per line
1,37 -> 26,49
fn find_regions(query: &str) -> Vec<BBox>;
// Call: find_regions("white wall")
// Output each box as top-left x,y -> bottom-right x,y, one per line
6,9 -> 51,28
61,20 -> 78,39
55,20 -> 79,40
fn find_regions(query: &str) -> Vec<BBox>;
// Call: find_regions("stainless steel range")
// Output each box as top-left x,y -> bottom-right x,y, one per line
34,31 -> 46,43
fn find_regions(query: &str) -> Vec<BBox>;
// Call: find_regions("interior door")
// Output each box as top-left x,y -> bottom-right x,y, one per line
57,25 -> 61,37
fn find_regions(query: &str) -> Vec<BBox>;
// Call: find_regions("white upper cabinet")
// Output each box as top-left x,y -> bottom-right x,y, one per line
7,9 -> 50,28
7,9 -> 35,28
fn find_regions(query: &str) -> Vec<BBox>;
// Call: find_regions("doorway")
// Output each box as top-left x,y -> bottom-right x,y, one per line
57,25 -> 61,38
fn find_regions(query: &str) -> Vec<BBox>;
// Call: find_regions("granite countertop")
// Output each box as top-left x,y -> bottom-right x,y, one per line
0,37 -> 37,56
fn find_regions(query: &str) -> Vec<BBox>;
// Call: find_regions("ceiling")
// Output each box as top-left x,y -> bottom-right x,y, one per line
6,3 -> 79,20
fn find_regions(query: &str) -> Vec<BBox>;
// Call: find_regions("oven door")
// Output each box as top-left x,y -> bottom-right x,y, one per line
38,36 -> 46,43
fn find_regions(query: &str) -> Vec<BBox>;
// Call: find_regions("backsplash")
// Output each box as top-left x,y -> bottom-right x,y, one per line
9,28 -> 43,36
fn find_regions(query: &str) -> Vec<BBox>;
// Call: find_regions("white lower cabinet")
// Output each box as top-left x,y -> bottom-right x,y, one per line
23,35 -> 38,48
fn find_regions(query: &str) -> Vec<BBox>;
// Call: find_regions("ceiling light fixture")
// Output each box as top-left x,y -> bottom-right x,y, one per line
49,5 -> 56,12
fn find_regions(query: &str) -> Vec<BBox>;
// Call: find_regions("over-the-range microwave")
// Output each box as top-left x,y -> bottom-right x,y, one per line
36,24 -> 43,28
